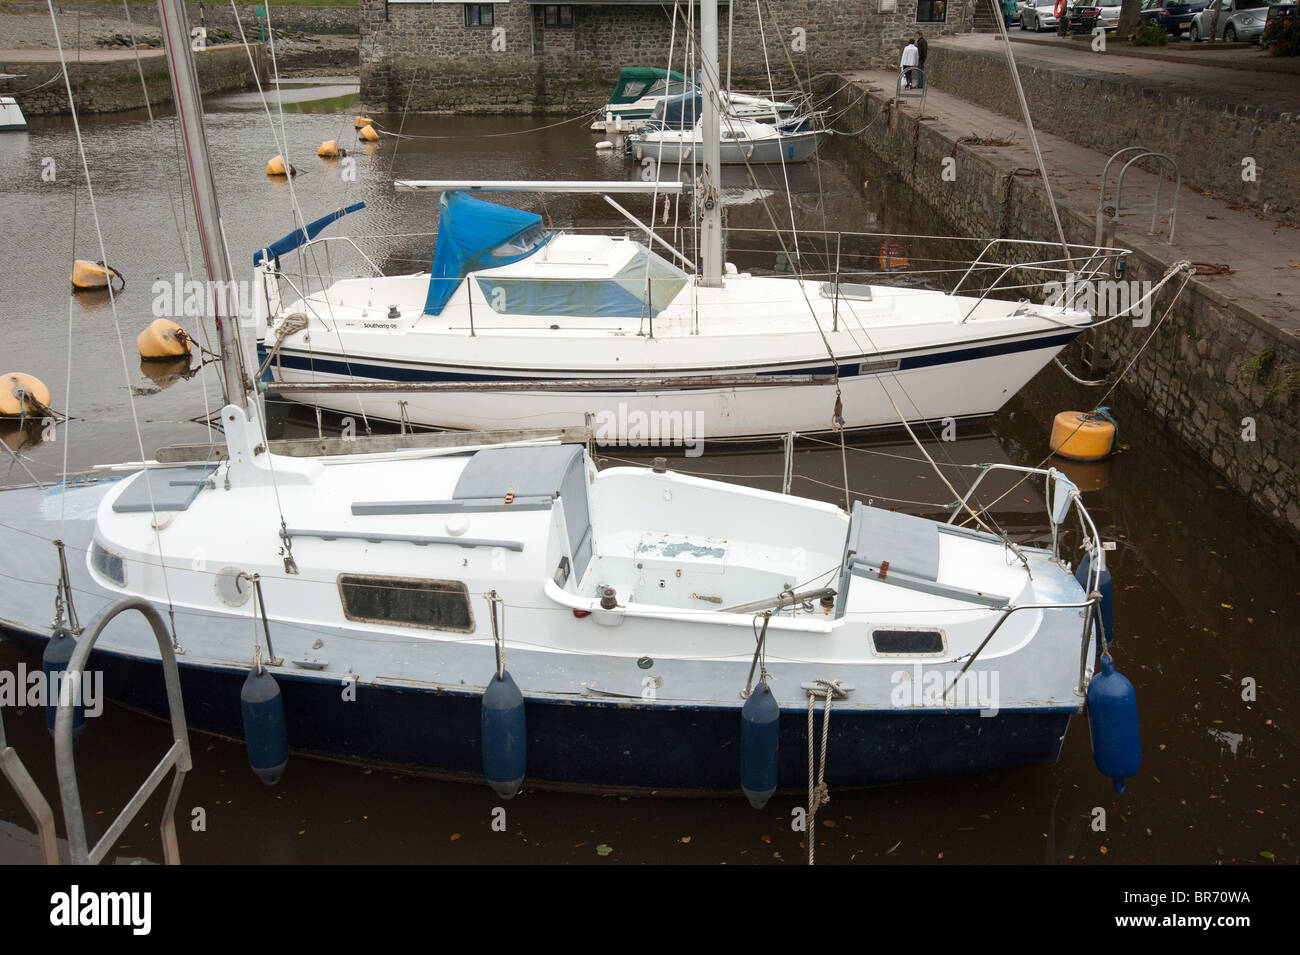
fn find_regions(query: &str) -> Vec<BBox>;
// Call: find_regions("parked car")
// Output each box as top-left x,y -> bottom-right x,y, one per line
1139,0 -> 1211,34
1020,1 -> 1061,30
1190,0 -> 1271,40
1265,1 -> 1297,32
1063,2 -> 1121,30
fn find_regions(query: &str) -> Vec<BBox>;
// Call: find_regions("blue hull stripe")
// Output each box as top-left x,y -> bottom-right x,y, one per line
258,331 -> 1079,390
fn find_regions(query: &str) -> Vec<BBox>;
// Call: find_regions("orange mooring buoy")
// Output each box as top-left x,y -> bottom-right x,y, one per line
354,115 -> 374,129
0,372 -> 52,417
137,319 -> 191,361
266,155 -> 296,177
318,140 -> 346,158
70,259 -> 123,291
358,124 -> 380,143
1050,410 -> 1117,462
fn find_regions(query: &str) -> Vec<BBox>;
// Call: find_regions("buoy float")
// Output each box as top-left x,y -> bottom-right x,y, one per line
266,155 -> 296,177
136,318 -> 191,361
70,259 -> 123,291
740,681 -> 780,809
595,140 -> 614,151
481,669 -> 526,799
353,115 -> 374,129
317,140 -> 346,158
240,665 -> 288,785
878,239 -> 909,270
1074,549 -> 1114,647
357,124 -> 380,143
1050,410 -> 1116,461
1087,654 -> 1141,793
0,372 -> 52,417
42,627 -> 85,743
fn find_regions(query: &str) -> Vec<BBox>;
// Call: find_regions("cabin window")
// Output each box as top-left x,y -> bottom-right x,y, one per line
872,628 -> 945,655
338,574 -> 475,633
543,4 -> 573,27
917,0 -> 947,21
90,539 -> 126,587
464,4 -> 494,27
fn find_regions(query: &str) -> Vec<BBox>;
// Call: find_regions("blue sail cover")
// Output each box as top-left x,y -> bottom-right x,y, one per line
655,92 -> 702,131
423,191 -> 549,316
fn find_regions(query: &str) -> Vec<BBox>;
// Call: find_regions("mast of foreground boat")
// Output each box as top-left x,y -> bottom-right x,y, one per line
699,0 -> 723,287
157,0 -> 248,409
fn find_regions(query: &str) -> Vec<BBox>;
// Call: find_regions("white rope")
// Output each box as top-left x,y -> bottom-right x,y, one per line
805,678 -> 840,866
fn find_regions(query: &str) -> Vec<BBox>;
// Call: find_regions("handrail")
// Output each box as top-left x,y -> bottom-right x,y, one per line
56,598 -> 192,865
0,709 -> 58,863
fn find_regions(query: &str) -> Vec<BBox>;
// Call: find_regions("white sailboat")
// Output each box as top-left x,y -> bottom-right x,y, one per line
0,0 -> 1141,808
253,3 -> 1119,443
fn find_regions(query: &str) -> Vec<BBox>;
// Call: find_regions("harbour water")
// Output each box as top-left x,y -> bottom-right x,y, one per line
0,83 -> 1295,864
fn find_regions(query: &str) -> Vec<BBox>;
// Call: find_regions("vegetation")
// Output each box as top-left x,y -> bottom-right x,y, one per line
1240,346 -> 1276,384
1262,18 -> 1300,56
1128,20 -> 1169,46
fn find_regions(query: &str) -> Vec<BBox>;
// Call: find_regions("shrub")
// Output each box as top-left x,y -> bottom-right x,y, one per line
1129,20 -> 1169,46
1262,17 -> 1300,56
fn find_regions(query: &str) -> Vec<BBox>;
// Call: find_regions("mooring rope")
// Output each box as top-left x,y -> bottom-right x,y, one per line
805,678 -> 841,866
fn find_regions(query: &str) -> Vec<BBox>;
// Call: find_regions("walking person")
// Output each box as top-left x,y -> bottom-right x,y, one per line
914,30 -> 928,89
900,37 -> 919,90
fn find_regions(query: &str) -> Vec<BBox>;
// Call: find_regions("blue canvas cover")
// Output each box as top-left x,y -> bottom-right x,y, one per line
655,92 -> 702,131
423,191 -> 550,316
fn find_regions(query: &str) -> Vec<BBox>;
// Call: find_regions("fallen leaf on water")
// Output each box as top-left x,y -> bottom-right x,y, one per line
595,843 -> 613,857
572,842 -> 586,849
761,834 -> 772,843
1100,845 -> 1109,855
886,840 -> 902,855
450,833 -> 461,842
1221,603 -> 1233,610
679,835 -> 692,844
1261,850 -> 1275,860
823,820 -> 837,829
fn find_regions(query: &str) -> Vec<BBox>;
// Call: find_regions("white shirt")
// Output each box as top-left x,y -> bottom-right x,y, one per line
901,43 -> 919,69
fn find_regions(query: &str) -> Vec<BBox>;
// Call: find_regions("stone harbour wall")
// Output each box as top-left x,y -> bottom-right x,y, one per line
359,0 -> 974,113
923,42 -> 1300,227
0,44 -> 269,114
828,78 -> 1300,539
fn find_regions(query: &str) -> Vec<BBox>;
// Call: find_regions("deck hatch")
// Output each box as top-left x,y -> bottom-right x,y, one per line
111,465 -> 218,513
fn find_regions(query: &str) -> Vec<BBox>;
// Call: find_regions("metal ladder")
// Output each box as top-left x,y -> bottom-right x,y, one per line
1096,147 -> 1181,247
0,597 -> 192,864
895,68 -> 927,112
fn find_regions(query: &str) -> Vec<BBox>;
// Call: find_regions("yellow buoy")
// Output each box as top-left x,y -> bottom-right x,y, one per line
1,372 -> 52,417
1050,410 -> 1116,462
70,259 -> 123,291
137,319 -> 192,361
358,124 -> 380,143
354,115 -> 374,129
266,155 -> 296,177
318,140 -> 346,158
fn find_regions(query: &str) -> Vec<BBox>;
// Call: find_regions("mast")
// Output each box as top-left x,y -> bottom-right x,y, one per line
157,0 -> 247,408
699,0 -> 723,287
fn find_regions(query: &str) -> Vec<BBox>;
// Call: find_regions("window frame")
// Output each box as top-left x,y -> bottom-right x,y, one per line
543,4 -> 574,27
464,3 -> 496,28
916,0 -> 948,22
338,573 -> 476,634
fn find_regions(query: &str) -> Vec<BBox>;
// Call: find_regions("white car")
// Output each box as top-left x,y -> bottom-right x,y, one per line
1020,1 -> 1061,29
1190,0 -> 1270,40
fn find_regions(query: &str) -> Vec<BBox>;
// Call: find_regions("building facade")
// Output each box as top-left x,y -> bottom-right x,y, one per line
359,0 -> 974,112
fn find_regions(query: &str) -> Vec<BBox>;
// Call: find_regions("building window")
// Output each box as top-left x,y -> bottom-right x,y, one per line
916,0 -> 947,21
543,4 -> 574,27
464,4 -> 494,27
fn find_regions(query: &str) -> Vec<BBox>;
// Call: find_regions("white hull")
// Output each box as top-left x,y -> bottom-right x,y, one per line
265,333 -> 1071,440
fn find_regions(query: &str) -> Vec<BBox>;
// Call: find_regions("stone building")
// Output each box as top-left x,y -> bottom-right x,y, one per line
360,1 -> 974,112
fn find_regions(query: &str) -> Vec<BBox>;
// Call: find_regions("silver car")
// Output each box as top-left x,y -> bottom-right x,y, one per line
1190,0 -> 1271,40
1020,1 -> 1061,29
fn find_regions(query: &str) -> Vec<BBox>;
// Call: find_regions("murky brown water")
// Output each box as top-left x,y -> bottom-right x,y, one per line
0,86 -> 1295,865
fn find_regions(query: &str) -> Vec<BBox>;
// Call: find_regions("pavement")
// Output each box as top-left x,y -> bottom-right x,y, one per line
843,67 -> 1300,340
1005,25 -> 1300,74
952,32 -> 1300,116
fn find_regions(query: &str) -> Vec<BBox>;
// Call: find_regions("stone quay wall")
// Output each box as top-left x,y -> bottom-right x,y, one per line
359,0 -> 973,113
827,77 -> 1300,539
0,44 -> 269,114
